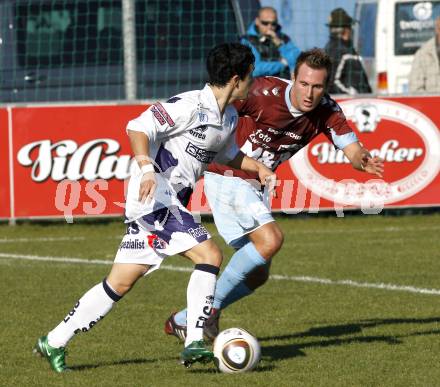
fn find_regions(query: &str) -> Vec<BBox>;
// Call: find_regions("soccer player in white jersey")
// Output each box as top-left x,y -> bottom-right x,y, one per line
165,48 -> 385,341
33,43 -> 277,372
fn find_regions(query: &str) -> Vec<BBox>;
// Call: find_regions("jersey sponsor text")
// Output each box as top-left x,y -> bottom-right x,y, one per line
185,142 -> 217,163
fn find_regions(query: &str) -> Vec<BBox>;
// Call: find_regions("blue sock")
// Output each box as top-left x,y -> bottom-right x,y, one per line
173,242 -> 266,326
216,281 -> 253,309
174,309 -> 188,326
214,242 -> 266,309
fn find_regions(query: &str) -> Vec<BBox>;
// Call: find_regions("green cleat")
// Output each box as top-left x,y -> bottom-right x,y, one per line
33,336 -> 69,373
180,340 -> 214,368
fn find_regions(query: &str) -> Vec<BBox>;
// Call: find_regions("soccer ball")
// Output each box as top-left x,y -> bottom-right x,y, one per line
213,327 -> 261,373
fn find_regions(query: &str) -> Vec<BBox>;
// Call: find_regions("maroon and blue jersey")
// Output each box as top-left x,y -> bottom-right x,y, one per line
208,76 -> 357,180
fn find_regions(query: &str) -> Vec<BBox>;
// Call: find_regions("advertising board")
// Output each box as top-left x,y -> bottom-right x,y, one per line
4,97 -> 439,220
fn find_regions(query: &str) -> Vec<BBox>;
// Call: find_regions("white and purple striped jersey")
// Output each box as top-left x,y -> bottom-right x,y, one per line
125,84 -> 240,222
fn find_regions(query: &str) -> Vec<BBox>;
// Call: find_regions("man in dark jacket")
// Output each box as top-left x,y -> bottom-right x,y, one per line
241,6 -> 300,79
325,8 -> 372,95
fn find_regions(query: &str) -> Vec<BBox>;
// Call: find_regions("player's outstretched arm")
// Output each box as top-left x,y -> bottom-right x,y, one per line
127,129 -> 157,203
227,152 -> 278,196
343,142 -> 384,177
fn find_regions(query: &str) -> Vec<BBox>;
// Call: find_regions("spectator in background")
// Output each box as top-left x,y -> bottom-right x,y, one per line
325,8 -> 371,95
241,6 -> 300,79
409,16 -> 440,93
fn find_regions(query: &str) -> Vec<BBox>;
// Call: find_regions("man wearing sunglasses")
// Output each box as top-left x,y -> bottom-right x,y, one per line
241,6 -> 300,79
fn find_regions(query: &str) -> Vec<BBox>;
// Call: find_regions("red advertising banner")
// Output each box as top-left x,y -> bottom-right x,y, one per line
284,97 -> 440,212
12,105 -> 145,219
270,97 -> 440,212
6,96 -> 440,220
0,108 -> 11,219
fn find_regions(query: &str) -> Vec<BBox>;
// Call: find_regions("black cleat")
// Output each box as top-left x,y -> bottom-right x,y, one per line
203,308 -> 220,342
165,309 -> 221,343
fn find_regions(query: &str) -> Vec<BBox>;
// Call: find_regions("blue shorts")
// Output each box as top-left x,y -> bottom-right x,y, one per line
204,172 -> 274,248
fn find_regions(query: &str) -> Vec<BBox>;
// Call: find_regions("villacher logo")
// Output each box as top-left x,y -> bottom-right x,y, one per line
17,139 -> 131,182
291,99 -> 440,207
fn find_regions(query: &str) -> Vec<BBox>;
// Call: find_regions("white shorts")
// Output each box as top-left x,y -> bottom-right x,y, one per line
204,172 -> 274,248
114,204 -> 211,274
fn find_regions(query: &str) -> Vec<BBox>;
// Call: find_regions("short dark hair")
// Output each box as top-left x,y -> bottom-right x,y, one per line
293,48 -> 332,85
258,6 -> 277,18
206,43 -> 255,87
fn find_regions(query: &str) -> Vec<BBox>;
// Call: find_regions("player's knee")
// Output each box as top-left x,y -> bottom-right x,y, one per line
106,264 -> 148,296
106,278 -> 132,296
245,263 -> 271,290
255,225 -> 284,258
207,246 -> 223,267
270,226 -> 284,253
199,243 -> 223,267
106,275 -> 143,295
184,240 -> 223,267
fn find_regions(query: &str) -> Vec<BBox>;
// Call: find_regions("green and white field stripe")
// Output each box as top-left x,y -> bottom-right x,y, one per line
1,252 -> 439,296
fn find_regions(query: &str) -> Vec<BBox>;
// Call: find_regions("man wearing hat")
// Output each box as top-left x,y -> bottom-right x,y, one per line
324,8 -> 372,95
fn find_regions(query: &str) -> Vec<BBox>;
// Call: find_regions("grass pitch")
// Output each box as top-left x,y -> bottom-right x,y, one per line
0,213 -> 439,386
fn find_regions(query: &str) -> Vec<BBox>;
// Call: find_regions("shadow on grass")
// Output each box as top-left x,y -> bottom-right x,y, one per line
70,357 -> 159,371
188,364 -> 276,374
259,316 -> 440,341
258,316 -> 440,361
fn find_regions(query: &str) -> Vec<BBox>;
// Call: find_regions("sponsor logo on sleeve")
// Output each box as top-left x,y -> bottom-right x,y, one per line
154,102 -> 175,127
151,105 -> 166,126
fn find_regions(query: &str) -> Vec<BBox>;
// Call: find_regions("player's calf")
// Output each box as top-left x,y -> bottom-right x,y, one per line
245,262 -> 271,290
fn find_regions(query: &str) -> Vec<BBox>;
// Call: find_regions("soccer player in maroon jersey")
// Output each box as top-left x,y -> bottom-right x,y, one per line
166,48 -> 384,340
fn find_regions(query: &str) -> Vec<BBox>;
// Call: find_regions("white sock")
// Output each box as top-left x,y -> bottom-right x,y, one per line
47,280 -> 121,348
185,264 -> 218,347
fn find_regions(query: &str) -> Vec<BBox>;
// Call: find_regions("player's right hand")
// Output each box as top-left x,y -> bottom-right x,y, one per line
264,173 -> 278,198
362,155 -> 384,178
258,165 -> 278,198
139,172 -> 157,204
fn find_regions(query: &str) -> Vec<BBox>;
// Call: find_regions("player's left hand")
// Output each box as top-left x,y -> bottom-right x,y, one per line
139,171 -> 157,203
362,155 -> 384,177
